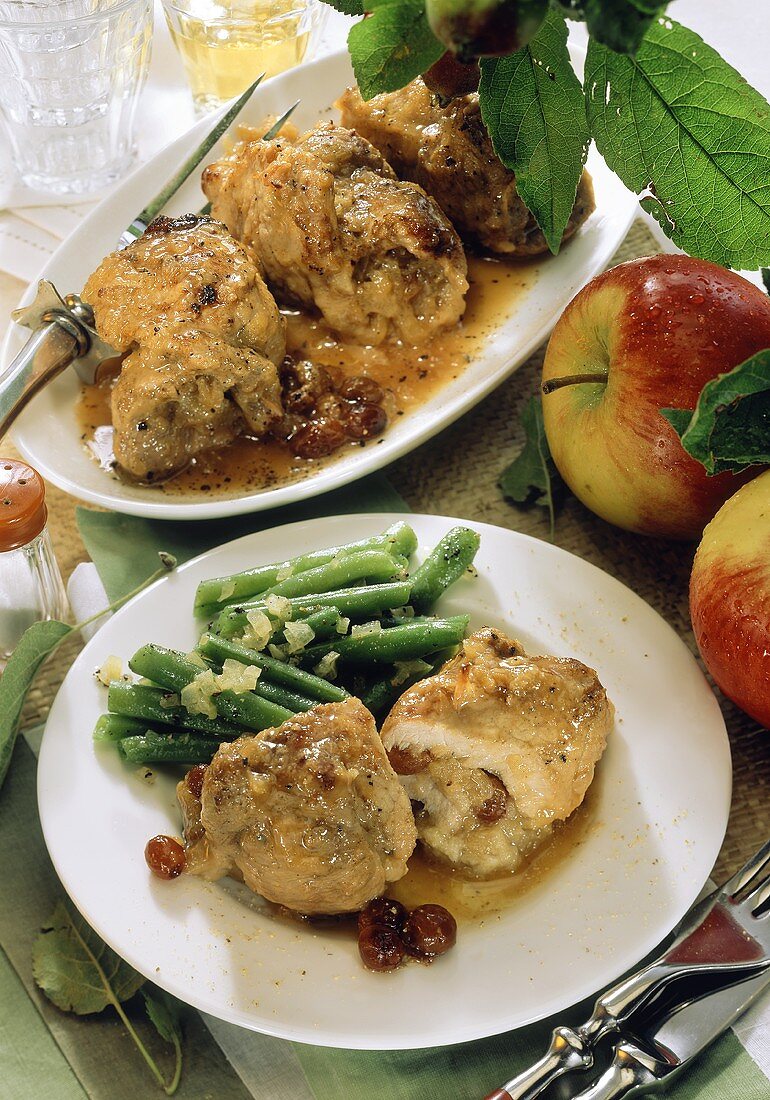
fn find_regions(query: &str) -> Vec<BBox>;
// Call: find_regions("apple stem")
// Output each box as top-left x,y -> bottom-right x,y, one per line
542,371 -> 609,395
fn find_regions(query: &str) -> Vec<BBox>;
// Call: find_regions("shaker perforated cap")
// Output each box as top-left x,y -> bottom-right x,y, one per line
0,459 -> 47,552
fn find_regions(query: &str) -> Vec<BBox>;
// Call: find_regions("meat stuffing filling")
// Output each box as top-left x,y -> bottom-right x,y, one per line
381,629 -> 614,878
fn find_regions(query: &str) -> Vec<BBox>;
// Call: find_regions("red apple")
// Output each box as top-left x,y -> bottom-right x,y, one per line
690,471 -> 770,728
541,255 -> 770,539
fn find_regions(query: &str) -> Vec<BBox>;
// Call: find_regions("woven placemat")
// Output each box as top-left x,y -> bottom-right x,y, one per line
13,218 -> 770,880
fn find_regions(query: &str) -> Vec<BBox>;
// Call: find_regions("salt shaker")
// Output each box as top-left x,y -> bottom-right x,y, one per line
0,459 -> 68,664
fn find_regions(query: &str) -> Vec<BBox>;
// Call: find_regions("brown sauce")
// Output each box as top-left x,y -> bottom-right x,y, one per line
260,779 -> 601,940
390,780 -> 600,923
76,254 -> 536,497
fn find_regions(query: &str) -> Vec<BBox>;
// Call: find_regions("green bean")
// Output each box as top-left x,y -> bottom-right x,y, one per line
260,549 -> 404,601
250,678 -> 318,714
118,732 -> 218,766
107,681 -> 242,739
93,713 -> 149,742
128,645 -> 293,732
360,646 -> 459,718
215,581 -> 412,639
409,526 -> 480,613
198,633 -> 349,703
271,606 -> 343,646
194,521 -> 417,616
302,616 -> 469,666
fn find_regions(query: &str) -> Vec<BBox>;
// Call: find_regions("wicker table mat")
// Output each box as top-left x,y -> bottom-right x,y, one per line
14,219 -> 770,882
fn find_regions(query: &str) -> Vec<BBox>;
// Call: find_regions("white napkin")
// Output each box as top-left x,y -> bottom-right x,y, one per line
67,561 -> 110,642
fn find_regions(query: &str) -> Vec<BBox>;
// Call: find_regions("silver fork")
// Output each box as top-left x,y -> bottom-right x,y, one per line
485,835 -> 770,1100
0,80 -> 298,439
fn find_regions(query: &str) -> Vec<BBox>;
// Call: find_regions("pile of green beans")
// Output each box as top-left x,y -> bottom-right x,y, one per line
94,522 -> 480,767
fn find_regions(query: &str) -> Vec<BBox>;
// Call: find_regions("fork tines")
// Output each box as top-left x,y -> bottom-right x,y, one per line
723,836 -> 770,910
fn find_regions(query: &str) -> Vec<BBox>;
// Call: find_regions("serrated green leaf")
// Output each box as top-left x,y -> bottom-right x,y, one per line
583,0 -> 667,54
144,988 -> 184,1095
662,349 -> 770,475
761,269 -> 770,297
0,618 -> 71,790
0,551 -> 176,792
499,395 -> 561,533
33,900 -> 145,1015
322,0 -> 364,13
143,989 -> 183,1046
585,18 -> 770,268
659,407 -> 692,437
347,0 -> 444,100
479,10 -> 589,255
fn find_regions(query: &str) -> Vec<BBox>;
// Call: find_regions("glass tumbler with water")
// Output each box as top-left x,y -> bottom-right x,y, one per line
0,1 -> 153,195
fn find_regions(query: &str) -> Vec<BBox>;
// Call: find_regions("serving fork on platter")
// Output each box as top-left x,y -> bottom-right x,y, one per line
484,835 -> 770,1099
0,79 -> 297,440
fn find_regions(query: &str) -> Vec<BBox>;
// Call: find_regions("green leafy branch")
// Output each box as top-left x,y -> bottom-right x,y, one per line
34,899 -> 183,1094
663,350 -> 770,475
0,551 -> 176,791
325,0 -> 770,268
499,395 -> 563,536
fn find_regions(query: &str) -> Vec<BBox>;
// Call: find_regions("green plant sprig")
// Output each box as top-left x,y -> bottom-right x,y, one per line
325,0 -> 770,267
0,551 -> 176,791
33,900 -> 183,1095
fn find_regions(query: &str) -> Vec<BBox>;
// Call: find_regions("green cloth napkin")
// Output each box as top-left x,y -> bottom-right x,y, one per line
76,474 -> 407,602
67,477 -> 769,1100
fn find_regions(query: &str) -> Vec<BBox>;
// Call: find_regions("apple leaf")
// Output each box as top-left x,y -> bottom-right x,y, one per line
661,349 -> 770,475
761,269 -> 770,297
0,551 -> 176,794
0,618 -> 72,791
144,990 -> 184,1095
585,18 -> 770,268
33,899 -> 146,1014
660,407 -> 692,438
347,0 -> 444,100
499,395 -> 562,534
583,0 -> 668,54
322,0 -> 364,13
34,900 -> 185,1094
479,10 -> 589,255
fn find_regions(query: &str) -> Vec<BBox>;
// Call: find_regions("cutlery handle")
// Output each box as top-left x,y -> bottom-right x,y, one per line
571,1041 -> 666,1100
1,280 -> 116,440
0,320 -> 82,438
483,1026 -> 592,1100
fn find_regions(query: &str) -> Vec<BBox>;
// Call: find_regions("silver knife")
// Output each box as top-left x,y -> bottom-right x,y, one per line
567,967 -> 770,1099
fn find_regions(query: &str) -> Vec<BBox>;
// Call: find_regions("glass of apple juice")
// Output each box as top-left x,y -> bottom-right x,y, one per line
161,0 -> 327,116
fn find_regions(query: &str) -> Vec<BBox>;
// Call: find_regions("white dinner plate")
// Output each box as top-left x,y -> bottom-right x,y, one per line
38,514 -> 731,1049
3,49 -> 637,520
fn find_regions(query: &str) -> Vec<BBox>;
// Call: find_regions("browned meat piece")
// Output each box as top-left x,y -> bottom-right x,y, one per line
83,213 -> 285,480
338,80 -> 595,256
381,628 -> 613,877
202,121 -> 468,345
111,330 -> 282,481
177,697 -> 417,915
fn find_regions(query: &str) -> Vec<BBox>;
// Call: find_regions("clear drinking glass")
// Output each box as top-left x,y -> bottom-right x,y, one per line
161,0 -> 327,116
0,0 -> 154,195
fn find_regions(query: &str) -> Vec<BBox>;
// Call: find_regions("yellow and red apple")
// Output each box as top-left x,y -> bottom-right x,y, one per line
541,255 -> 770,539
690,471 -> 770,728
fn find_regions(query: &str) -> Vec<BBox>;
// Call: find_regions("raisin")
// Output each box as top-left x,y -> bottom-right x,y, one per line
402,904 -> 457,958
289,420 -> 348,459
358,897 -> 408,934
339,402 -> 387,441
144,835 -> 186,879
358,924 -> 406,971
